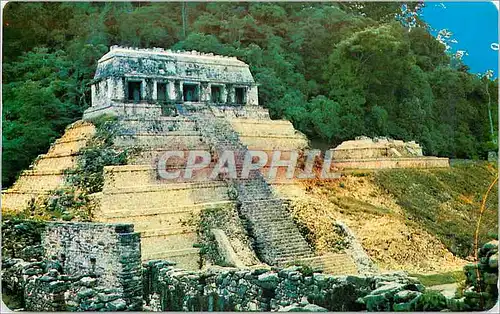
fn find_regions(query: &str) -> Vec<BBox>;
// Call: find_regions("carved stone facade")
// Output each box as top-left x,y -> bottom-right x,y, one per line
83,46 -> 259,119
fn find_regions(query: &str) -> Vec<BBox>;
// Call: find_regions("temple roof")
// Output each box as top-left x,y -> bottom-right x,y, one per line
94,46 -> 255,84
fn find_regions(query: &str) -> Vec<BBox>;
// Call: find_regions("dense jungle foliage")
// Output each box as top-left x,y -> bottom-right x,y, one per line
2,2 -> 498,187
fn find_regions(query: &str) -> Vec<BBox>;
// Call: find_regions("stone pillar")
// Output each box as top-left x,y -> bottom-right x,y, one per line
152,80 -> 158,101
221,85 -> 228,104
114,78 -> 125,101
168,81 -> 176,101
226,85 -> 235,104
201,82 -> 210,102
140,79 -> 146,101
146,79 -> 156,102
91,84 -> 97,107
178,81 -> 184,102
247,85 -> 259,106
107,79 -> 113,102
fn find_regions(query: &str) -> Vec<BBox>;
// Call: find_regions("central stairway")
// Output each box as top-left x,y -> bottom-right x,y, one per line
192,113 -> 314,266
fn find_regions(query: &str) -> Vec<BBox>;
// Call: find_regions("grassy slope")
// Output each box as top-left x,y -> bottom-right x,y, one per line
374,162 -> 498,259
410,270 -> 466,287
289,162 -> 497,273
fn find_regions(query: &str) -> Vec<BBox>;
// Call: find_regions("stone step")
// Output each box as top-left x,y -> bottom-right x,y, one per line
100,167 -> 229,191
143,247 -> 200,258
98,193 -> 230,213
272,252 -> 314,262
255,234 -> 310,245
256,246 -> 312,259
1,191 -> 45,211
255,232 -> 309,243
114,134 -> 205,150
255,239 -> 311,252
139,227 -> 196,239
140,230 -> 198,256
46,138 -> 90,156
240,198 -> 285,205
98,211 -> 196,231
117,118 -> 198,134
246,220 -> 300,231
141,248 -> 200,270
247,213 -> 293,222
250,229 -> 305,242
32,155 -> 78,172
244,209 -> 292,218
96,201 -> 235,219
9,172 -> 66,192
245,219 -> 296,229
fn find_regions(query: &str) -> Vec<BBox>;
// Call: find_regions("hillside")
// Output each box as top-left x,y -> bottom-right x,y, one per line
286,162 -> 497,273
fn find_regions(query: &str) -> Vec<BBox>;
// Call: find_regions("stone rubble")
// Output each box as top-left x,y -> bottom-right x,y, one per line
462,240 -> 499,310
142,260 -> 423,312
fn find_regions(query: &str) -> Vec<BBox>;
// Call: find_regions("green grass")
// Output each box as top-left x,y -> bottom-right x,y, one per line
335,196 -> 394,216
410,270 -> 465,287
374,162 -> 498,258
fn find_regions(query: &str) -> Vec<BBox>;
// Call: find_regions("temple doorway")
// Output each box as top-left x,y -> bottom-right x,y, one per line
235,87 -> 245,105
157,82 -> 167,101
128,81 -> 142,102
183,84 -> 199,102
211,85 -> 222,103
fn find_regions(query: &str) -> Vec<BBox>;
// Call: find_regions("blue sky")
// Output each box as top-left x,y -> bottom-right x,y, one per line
420,1 -> 498,77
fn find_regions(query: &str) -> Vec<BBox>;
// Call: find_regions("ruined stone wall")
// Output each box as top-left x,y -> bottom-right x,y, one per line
1,220 -> 143,311
332,157 -> 450,170
462,240 -> 498,310
42,222 -> 140,288
84,102 -> 163,120
210,107 -> 270,119
332,137 -> 424,160
328,137 -> 450,169
142,261 -> 423,312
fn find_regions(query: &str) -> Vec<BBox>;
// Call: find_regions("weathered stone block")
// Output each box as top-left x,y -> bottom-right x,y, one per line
394,290 -> 421,303
77,288 -> 96,299
363,294 -> 391,311
488,253 -> 498,269
256,272 -> 279,290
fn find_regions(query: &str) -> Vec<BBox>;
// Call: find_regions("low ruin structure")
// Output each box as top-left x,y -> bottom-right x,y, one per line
331,136 -> 449,169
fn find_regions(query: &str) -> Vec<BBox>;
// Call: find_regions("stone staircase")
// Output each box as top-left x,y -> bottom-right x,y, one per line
192,113 -> 314,266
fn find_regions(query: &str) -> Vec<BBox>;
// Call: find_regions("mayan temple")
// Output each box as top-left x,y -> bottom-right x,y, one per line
2,46 -> 363,274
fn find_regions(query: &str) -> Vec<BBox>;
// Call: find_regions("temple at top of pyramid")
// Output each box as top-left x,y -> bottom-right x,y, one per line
84,46 -> 259,119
